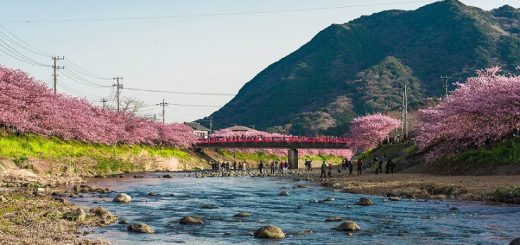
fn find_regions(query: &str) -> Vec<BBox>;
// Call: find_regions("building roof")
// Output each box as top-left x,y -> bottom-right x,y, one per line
185,122 -> 210,131
225,125 -> 254,131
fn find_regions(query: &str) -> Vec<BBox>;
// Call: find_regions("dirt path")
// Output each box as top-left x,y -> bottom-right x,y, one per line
296,172 -> 520,204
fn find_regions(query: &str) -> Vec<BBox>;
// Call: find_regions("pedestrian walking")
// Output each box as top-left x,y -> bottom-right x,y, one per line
378,158 -> 384,174
259,161 -> 264,174
348,160 -> 353,176
357,159 -> 363,175
270,161 -> 276,174
387,158 -> 395,174
328,163 -> 333,177
320,161 -> 327,178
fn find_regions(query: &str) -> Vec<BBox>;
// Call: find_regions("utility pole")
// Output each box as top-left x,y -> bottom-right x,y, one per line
100,98 -> 108,109
209,117 -> 213,133
404,84 -> 408,139
158,99 -> 169,124
52,56 -> 64,94
440,75 -> 451,98
401,84 -> 409,139
113,77 -> 123,112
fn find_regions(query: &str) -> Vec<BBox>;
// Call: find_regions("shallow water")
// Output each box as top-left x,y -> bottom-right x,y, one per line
74,173 -> 520,244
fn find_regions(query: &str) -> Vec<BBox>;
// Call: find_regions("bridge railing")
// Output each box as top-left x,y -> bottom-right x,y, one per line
197,136 -> 351,144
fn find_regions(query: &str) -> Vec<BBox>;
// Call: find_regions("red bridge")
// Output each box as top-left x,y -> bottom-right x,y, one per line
196,136 -> 351,169
197,136 -> 350,149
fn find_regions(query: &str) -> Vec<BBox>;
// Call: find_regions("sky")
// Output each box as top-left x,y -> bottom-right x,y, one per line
0,0 -> 518,123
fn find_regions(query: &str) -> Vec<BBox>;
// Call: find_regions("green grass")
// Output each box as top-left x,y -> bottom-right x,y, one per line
0,134 -> 196,175
451,138 -> 520,163
0,134 -> 191,161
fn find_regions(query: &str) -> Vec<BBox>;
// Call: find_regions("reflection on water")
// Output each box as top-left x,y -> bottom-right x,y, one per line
74,173 -> 520,244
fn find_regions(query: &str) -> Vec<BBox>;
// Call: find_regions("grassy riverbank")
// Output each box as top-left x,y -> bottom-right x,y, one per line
0,134 -> 204,180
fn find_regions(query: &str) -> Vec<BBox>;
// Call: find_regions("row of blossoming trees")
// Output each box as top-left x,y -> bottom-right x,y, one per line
416,67 -> 520,160
348,67 -> 520,161
0,66 -> 195,148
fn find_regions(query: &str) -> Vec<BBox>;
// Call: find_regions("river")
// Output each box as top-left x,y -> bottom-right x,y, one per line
74,172 -> 520,244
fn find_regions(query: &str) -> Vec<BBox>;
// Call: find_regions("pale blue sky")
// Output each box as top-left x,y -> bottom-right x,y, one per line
0,0 -> 518,123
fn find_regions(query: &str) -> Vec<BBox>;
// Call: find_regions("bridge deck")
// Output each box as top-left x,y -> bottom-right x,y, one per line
196,136 -> 350,149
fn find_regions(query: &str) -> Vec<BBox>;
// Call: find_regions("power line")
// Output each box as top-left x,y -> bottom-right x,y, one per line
0,24 -> 53,57
0,1 -> 433,24
0,39 -> 50,67
124,87 -> 234,96
63,59 -> 113,80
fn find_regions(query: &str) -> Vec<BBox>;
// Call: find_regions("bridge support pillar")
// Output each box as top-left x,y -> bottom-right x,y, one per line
288,149 -> 299,169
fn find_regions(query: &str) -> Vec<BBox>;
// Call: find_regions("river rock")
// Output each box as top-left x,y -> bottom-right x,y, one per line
357,197 -> 374,206
332,183 -> 342,189
336,221 -> 361,231
133,175 -> 144,178
148,192 -> 159,196
510,237 -> 520,245
62,208 -> 86,222
234,212 -> 252,218
253,225 -> 286,239
389,196 -> 400,201
201,204 -> 218,209
279,191 -> 289,196
113,193 -> 131,203
89,207 -> 118,224
179,216 -> 204,225
325,216 -> 343,222
295,184 -> 307,188
119,219 -> 129,224
128,223 -> 154,234
162,174 -> 173,178
309,199 -> 319,203
323,197 -> 335,202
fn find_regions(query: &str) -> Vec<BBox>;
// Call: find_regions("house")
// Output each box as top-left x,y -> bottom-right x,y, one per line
225,125 -> 254,132
184,122 -> 210,139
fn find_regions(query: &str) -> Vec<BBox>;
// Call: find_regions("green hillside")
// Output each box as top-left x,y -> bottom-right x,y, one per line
201,0 -> 520,135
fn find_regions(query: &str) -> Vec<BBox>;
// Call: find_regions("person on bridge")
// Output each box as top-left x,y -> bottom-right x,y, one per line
259,161 -> 264,174
357,159 -> 363,175
270,161 -> 276,174
348,160 -> 353,176
320,161 -> 327,178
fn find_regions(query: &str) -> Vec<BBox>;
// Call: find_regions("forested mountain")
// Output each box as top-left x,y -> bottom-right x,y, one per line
201,0 -> 520,135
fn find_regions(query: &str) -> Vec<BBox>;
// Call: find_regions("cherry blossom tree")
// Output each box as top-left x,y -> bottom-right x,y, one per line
349,113 -> 401,151
0,66 -> 195,148
416,67 -> 520,159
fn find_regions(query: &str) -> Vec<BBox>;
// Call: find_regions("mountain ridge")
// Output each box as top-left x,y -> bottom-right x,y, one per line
200,0 -> 520,135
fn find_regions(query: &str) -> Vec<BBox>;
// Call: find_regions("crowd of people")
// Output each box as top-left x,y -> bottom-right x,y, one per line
210,155 -> 396,178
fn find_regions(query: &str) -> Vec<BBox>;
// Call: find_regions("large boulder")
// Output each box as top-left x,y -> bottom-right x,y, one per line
128,223 -> 154,234
279,191 -> 289,196
179,216 -> 204,225
336,221 -> 361,231
113,193 -> 131,203
62,208 -> 86,222
357,197 -> 374,206
254,225 -> 286,239
510,238 -> 520,245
